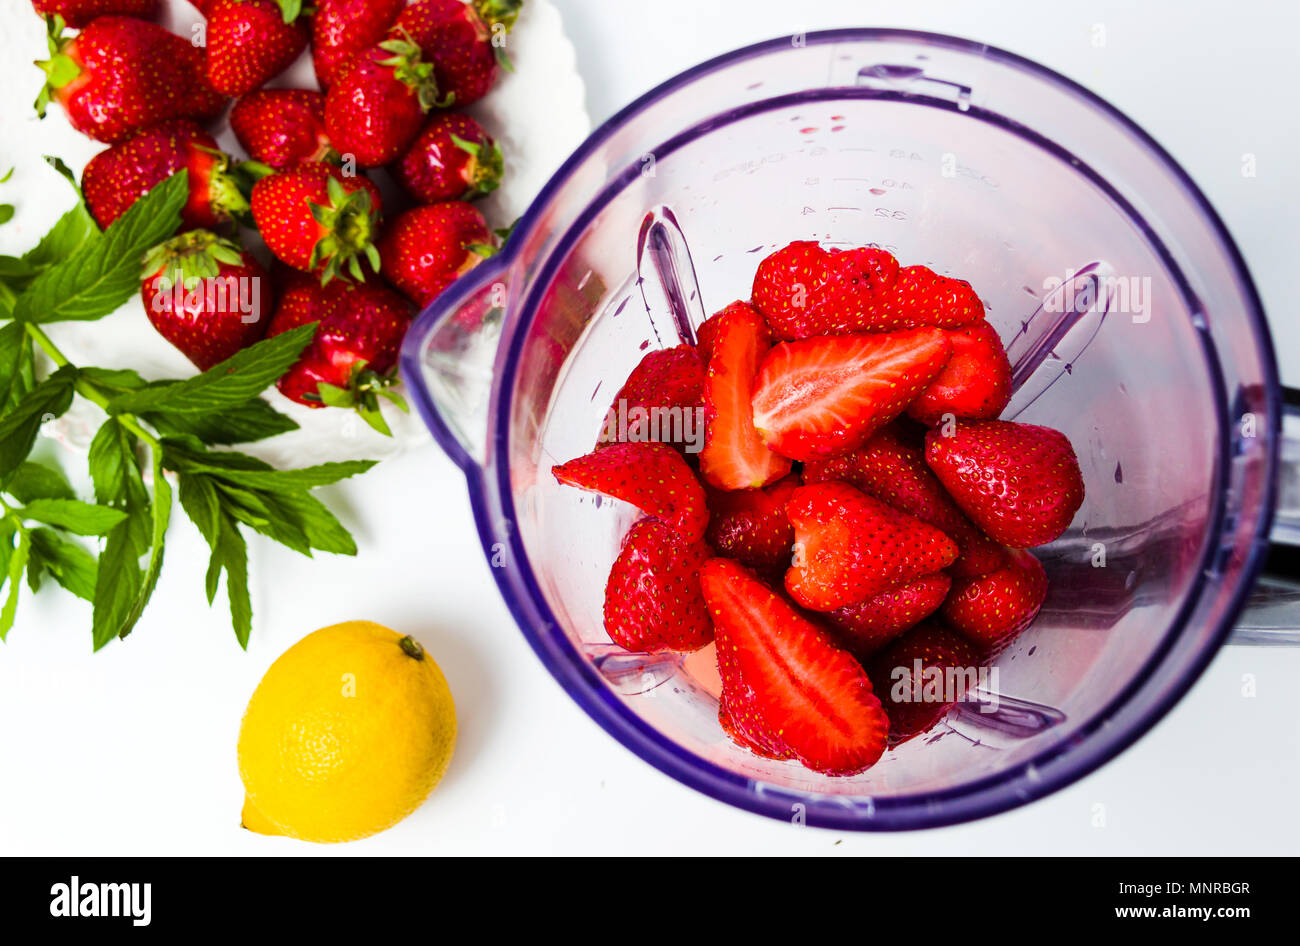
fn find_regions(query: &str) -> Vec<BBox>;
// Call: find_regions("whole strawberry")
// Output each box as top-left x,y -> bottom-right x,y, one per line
141,231 -> 272,371
205,0 -> 309,97
925,420 -> 1085,549
231,89 -> 335,169
83,119 -> 250,231
311,0 -> 405,87
250,162 -> 383,282
268,272 -> 413,432
325,36 -> 443,168
393,0 -> 524,106
34,15 -> 226,144
31,0 -> 158,28
377,202 -> 490,306
393,112 -> 504,203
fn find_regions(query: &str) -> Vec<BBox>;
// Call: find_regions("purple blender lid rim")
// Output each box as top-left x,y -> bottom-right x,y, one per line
401,29 -> 1279,830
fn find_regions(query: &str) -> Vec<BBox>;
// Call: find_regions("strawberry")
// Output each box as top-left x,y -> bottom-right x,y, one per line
325,36 -> 442,168
597,344 -> 704,451
698,301 -> 792,489
205,0 -> 309,97
230,89 -> 335,170
603,519 -> 714,653
269,272 -> 413,431
82,120 -> 249,232
34,15 -> 226,144
311,0 -> 405,88
827,572 -> 952,660
703,473 -> 800,571
866,622 -> 981,744
250,162 -> 383,283
718,702 -> 790,760
695,309 -> 722,365
140,231 -> 272,371
752,241 -> 985,341
31,0 -> 157,28
701,558 -> 889,775
804,423 -> 1005,578
376,202 -> 490,307
393,112 -> 504,204
552,441 -> 709,544
907,320 -> 1012,425
750,326 -> 952,462
941,548 -> 1047,652
784,481 -> 957,612
925,420 -> 1085,548
393,0 -> 523,107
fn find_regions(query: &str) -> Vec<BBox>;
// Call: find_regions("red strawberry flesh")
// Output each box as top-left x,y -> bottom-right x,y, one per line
751,327 -> 952,462
701,558 -> 889,775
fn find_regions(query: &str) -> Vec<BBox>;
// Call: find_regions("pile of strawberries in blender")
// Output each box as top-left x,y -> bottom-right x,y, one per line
553,241 -> 1086,776
31,0 -> 519,429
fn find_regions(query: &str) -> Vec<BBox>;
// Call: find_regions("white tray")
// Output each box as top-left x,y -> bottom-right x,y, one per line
0,0 -> 590,466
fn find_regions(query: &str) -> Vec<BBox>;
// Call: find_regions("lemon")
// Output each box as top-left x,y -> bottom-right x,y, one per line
237,620 -> 456,843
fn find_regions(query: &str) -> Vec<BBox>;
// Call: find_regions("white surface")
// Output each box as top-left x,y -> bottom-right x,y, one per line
2,0 -> 1299,856
0,0 -> 589,466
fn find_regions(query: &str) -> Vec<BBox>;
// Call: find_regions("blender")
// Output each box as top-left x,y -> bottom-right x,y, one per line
400,30 -> 1298,829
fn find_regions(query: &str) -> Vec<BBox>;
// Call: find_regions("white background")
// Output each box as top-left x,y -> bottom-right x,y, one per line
2,0 -> 1298,855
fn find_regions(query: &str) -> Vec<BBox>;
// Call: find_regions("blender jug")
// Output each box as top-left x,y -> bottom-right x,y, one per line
400,30 -> 1297,829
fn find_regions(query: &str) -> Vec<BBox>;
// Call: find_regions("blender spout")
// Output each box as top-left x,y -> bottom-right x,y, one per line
400,258 -> 513,471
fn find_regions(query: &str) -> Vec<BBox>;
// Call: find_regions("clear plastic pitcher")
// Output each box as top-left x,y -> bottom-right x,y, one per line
400,30 -> 1297,829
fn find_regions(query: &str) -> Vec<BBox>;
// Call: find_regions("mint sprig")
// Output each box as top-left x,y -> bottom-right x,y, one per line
0,166 -> 380,650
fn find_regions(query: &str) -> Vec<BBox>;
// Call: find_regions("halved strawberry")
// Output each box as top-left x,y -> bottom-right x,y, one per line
908,320 -> 1012,425
941,548 -> 1047,652
866,622 -> 981,744
701,558 -> 889,775
704,473 -> 800,571
925,420 -> 1085,549
752,241 -> 984,341
718,700 -> 791,760
751,327 -> 952,461
804,423 -> 1005,577
552,441 -> 708,543
785,481 -> 957,611
604,520 -> 713,653
598,344 -> 704,451
699,301 -> 793,489
827,572 -> 951,660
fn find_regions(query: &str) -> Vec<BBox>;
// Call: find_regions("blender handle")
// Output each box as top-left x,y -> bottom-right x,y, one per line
1232,385 -> 1300,644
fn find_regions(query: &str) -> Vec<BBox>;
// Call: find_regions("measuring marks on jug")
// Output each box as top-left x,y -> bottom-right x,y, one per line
1004,261 -> 1117,419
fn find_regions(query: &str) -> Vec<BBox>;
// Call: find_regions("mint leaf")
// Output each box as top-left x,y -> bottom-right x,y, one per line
0,322 -> 36,417
29,527 -> 96,602
89,418 -> 152,650
145,396 -> 298,445
92,521 -> 143,650
171,455 -> 376,491
0,530 -> 30,640
19,498 -> 127,535
215,514 -> 251,648
0,366 -> 75,478
11,171 -> 187,324
107,323 -> 317,415
3,460 -> 75,503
